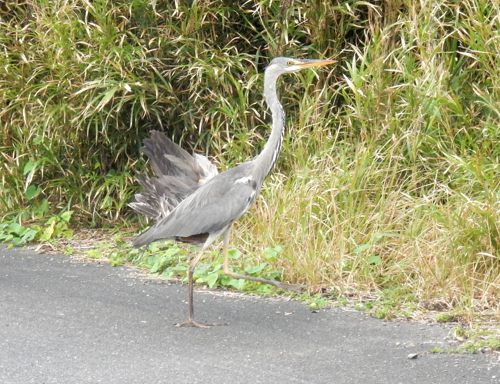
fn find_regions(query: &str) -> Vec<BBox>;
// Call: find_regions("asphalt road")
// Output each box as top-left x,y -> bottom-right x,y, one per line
0,247 -> 497,384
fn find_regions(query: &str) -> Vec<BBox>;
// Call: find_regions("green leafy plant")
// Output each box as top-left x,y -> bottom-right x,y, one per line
0,210 -> 73,246
38,211 -> 73,242
81,239 -> 284,295
0,222 -> 38,246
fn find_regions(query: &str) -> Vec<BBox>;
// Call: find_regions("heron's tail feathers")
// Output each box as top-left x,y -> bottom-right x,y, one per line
129,131 -> 218,221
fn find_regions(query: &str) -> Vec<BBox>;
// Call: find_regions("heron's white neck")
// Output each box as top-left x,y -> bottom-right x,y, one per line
253,70 -> 285,185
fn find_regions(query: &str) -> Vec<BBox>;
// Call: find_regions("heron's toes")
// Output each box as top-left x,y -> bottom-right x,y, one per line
175,319 -> 211,328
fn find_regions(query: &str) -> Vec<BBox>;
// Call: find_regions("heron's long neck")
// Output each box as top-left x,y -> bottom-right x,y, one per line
254,71 -> 285,185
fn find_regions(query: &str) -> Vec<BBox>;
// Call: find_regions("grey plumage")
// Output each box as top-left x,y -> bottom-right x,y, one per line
129,57 -> 335,327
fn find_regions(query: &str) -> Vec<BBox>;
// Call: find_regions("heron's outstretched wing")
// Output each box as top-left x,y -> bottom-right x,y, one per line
132,164 -> 257,247
128,131 -> 218,220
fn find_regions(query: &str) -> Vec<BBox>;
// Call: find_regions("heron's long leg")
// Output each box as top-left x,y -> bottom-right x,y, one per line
177,234 -> 219,328
222,227 -> 304,292
176,248 -> 209,328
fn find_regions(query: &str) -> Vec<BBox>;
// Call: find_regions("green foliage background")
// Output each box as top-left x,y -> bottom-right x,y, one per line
0,0 -> 498,312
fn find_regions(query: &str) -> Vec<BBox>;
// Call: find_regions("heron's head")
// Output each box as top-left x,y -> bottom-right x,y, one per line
266,57 -> 335,75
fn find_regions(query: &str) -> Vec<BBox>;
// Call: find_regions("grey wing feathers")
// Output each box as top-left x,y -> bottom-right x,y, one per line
128,131 -> 218,221
193,153 -> 218,182
132,164 -> 257,247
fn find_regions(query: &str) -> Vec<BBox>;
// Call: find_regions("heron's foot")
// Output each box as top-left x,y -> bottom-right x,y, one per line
175,319 -> 211,328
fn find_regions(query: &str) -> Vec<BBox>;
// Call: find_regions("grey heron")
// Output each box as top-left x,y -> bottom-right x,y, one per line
130,57 -> 335,327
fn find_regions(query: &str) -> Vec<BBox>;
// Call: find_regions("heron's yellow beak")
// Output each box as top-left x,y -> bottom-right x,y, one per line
296,59 -> 336,68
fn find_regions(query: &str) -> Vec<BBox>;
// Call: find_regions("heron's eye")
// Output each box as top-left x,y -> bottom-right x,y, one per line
287,61 -> 295,66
